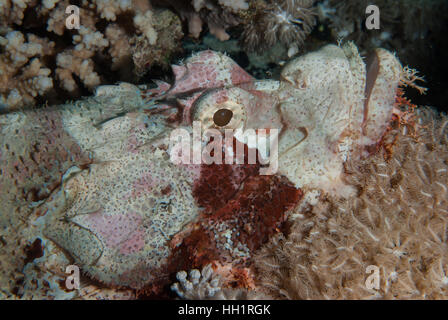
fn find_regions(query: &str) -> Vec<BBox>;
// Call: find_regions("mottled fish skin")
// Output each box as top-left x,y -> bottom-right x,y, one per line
0,83 -> 146,228
0,44 -> 404,292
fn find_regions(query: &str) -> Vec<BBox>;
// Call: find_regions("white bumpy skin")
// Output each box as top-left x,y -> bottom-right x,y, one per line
275,43 -> 402,197
186,43 -> 402,197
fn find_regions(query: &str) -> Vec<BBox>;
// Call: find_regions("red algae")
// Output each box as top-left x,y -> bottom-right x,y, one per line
165,137 -> 302,289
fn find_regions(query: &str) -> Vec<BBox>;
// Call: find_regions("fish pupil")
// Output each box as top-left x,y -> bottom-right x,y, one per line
213,108 -> 233,127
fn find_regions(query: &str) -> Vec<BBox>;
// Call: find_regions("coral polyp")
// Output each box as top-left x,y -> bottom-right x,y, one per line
255,108 -> 448,299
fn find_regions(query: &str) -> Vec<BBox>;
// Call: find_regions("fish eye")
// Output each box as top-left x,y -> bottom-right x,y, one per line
213,108 -> 233,127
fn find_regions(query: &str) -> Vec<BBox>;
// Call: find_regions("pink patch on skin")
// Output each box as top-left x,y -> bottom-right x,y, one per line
170,62 -> 224,94
143,80 -> 171,99
84,211 -> 144,252
214,90 -> 229,105
183,163 -> 202,181
243,90 -> 283,129
119,228 -> 145,255
172,65 -> 187,80
157,51 -> 255,125
127,172 -> 156,199
178,91 -> 204,124
231,65 -> 253,85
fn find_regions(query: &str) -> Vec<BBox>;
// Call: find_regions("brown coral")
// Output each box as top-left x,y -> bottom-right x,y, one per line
154,0 -> 242,40
0,31 -> 55,110
255,108 -> 448,299
131,9 -> 183,77
0,0 -> 184,110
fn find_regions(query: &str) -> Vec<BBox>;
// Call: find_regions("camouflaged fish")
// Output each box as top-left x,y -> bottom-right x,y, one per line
0,43 -> 408,297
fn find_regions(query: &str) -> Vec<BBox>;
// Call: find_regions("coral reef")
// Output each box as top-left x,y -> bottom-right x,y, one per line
0,0 -> 183,110
255,108 -> 448,299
